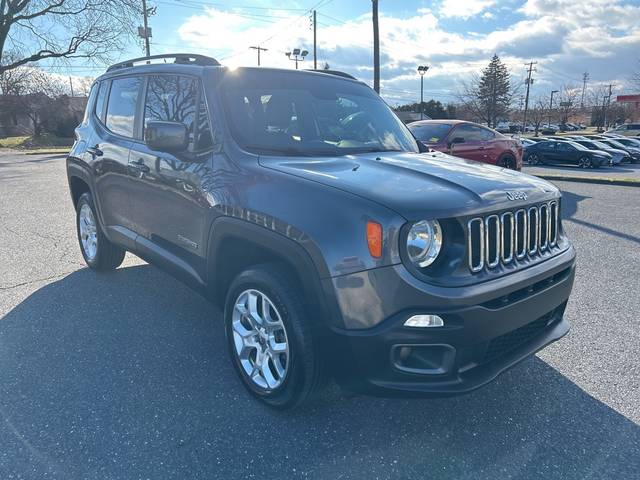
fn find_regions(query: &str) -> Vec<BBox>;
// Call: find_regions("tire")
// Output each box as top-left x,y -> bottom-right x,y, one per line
497,154 -> 516,170
528,153 -> 541,165
577,156 -> 592,169
76,192 -> 125,271
223,265 -> 325,409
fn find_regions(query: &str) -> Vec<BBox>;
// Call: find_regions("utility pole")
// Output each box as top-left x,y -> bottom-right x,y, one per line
372,0 -> 380,93
68,76 -> 74,97
548,89 -> 559,127
141,0 -> 151,57
522,60 -> 537,132
580,72 -> 589,108
249,46 -> 268,66
313,10 -> 317,70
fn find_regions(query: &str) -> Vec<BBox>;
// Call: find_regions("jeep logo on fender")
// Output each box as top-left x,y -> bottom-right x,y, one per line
506,191 -> 528,201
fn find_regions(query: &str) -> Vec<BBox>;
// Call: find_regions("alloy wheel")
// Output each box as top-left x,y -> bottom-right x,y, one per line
578,156 -> 591,168
231,289 -> 290,390
79,203 -> 98,261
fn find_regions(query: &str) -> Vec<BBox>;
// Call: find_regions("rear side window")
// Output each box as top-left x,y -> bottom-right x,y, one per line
106,76 -> 141,137
408,123 -> 451,143
83,83 -> 98,124
94,81 -> 109,123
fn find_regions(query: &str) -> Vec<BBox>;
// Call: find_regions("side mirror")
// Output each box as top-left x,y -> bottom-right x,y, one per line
417,140 -> 428,153
447,137 -> 464,148
145,120 -> 188,152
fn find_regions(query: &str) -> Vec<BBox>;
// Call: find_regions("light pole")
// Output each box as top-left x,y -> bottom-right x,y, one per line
285,48 -> 308,69
417,65 -> 429,120
548,89 -> 559,127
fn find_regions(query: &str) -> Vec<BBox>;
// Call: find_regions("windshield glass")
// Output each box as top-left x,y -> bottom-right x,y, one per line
219,70 -> 418,156
407,123 -> 452,143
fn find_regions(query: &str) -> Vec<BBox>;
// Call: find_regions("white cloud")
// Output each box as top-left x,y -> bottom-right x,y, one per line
439,0 -> 496,19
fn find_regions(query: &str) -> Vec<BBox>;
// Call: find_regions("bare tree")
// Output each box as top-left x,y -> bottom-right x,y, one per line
556,84 -> 580,126
529,97 -> 547,135
0,1 -> 141,74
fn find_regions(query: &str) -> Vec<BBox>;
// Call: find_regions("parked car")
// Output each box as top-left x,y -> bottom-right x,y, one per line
612,137 -> 640,162
540,124 -> 559,135
520,137 -> 537,162
67,53 -> 576,408
408,120 -> 523,170
526,140 -> 611,168
596,138 -> 636,163
572,140 -> 627,165
607,123 -> 640,137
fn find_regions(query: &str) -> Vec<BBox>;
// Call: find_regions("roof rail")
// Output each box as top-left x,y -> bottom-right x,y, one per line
107,53 -> 220,72
307,69 -> 357,80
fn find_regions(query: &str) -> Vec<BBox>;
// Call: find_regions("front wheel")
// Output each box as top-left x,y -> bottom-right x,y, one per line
528,153 -> 541,165
224,265 -> 325,409
76,192 -> 125,271
578,156 -> 592,169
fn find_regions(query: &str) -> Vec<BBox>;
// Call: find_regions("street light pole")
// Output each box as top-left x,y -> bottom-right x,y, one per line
285,49 -> 308,69
548,89 -> 558,127
417,65 -> 429,121
250,46 -> 268,66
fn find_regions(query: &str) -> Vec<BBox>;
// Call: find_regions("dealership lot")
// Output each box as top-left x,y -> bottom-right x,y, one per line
1,152 -> 639,479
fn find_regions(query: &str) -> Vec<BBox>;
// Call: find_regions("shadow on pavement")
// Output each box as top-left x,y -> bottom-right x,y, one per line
1,265 -> 638,479
560,188 -> 640,245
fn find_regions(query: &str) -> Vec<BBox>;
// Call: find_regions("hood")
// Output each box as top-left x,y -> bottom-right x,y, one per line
591,149 -> 614,157
259,150 -> 559,219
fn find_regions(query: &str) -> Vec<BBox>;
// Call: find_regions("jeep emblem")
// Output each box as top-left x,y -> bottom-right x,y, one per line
506,191 -> 527,201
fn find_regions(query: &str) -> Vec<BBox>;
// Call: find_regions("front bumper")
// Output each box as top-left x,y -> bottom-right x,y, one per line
324,246 -> 576,396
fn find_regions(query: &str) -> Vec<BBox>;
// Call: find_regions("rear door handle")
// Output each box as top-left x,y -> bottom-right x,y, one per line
130,158 -> 150,173
87,146 -> 103,157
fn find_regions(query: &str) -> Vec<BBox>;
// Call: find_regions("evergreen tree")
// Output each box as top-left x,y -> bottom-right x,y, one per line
476,54 -> 512,127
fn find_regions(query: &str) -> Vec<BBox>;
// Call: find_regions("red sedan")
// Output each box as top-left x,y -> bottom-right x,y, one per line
408,120 -> 523,170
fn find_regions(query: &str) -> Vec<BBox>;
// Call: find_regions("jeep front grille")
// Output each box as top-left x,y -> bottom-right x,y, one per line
467,201 -> 559,273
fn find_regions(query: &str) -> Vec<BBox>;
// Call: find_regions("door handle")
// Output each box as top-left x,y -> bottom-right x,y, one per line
87,146 -> 103,157
478,146 -> 486,150
130,158 -> 150,173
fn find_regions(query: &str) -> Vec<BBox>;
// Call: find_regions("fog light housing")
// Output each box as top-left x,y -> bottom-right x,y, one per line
404,314 -> 444,328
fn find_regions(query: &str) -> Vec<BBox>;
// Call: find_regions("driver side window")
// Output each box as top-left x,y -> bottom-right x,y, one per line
144,75 -> 197,150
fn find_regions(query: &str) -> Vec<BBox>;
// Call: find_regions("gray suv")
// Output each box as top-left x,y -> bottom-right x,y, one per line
67,54 -> 576,408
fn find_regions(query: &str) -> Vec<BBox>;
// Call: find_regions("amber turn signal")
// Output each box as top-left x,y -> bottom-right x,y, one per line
367,221 -> 382,258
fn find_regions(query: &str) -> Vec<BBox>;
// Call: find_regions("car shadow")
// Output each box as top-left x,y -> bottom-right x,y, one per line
560,188 -> 640,246
1,266 -> 638,479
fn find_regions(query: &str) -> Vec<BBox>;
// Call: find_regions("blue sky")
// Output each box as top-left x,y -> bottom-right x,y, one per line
59,0 -> 640,105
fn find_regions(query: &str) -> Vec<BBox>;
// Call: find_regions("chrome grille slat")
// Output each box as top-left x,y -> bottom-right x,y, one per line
485,215 -> 501,268
500,212 -> 514,263
466,201 -> 560,273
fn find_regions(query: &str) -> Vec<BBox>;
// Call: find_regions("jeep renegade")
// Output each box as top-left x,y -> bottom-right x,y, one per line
67,54 -> 576,408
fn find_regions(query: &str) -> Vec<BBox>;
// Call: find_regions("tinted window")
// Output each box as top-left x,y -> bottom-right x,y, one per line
83,83 -> 98,124
408,123 -> 452,143
106,77 -> 141,137
94,81 -> 109,122
479,126 -> 496,141
144,75 -> 197,148
452,124 -> 485,142
196,99 -> 214,151
220,70 -> 418,156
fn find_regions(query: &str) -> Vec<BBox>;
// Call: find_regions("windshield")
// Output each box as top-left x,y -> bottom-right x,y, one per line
407,123 -> 452,143
219,70 -> 418,156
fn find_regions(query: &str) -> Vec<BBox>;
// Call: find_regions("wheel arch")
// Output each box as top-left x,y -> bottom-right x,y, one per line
206,217 -> 339,330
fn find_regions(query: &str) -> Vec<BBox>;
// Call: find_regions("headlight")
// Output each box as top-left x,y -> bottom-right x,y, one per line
406,220 -> 443,267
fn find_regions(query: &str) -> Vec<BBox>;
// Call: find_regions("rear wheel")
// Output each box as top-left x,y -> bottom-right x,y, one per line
76,192 -> 125,271
497,154 -> 516,170
577,156 -> 592,169
224,265 -> 325,409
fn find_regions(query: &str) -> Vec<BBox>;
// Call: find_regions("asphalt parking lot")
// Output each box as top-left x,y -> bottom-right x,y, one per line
1,152 -> 639,479
523,162 -> 640,180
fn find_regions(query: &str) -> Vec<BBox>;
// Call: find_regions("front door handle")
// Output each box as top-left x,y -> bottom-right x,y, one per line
130,158 -> 150,173
87,146 -> 103,157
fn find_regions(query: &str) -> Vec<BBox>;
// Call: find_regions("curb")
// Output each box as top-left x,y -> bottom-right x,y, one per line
22,150 -> 69,156
534,174 -> 640,187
